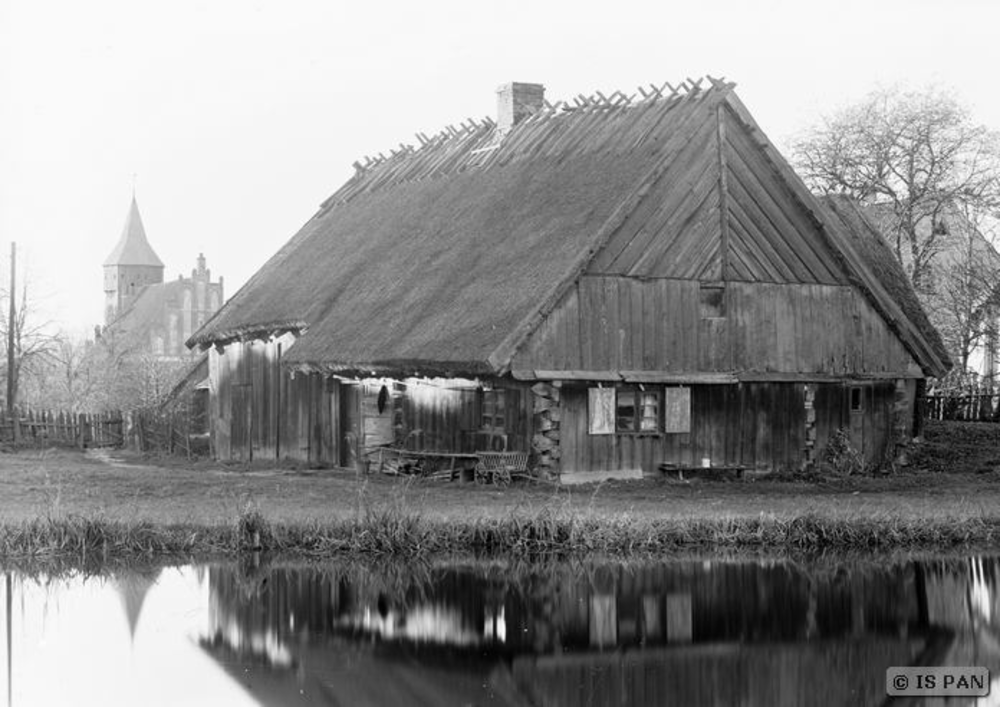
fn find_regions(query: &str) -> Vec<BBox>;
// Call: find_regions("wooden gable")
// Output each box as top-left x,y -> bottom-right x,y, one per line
587,104 -> 851,287
720,106 -> 847,285
509,97 -> 929,380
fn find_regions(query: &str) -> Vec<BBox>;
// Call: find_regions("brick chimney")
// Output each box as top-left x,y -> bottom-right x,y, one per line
497,82 -> 545,135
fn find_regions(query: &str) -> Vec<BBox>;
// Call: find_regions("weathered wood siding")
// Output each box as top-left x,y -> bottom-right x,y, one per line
209,338 -> 533,462
847,381 -> 897,466
558,381 -> 894,476
210,335 -> 337,465
399,380 -> 532,453
588,102 -> 848,287
512,277 -> 918,376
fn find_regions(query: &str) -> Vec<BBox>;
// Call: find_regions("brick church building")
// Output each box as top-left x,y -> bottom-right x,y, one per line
102,196 -> 224,359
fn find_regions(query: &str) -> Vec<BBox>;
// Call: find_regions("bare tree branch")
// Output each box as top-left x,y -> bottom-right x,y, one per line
792,86 -> 1000,292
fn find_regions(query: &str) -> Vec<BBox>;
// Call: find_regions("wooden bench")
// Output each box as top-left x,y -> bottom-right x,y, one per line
658,462 -> 747,481
475,451 -> 529,486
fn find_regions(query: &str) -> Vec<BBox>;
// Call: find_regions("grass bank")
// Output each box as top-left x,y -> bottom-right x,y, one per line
3,504 -> 1000,563
3,420 -> 1000,563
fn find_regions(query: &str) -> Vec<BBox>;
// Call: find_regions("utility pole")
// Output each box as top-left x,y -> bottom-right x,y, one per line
6,243 -> 15,443
5,573 -> 10,707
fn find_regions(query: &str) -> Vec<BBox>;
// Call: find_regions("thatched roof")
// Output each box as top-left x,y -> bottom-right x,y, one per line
189,78 -> 949,378
104,196 -> 164,268
820,195 -> 951,371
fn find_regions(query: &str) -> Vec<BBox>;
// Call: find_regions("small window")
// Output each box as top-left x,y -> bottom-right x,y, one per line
481,389 -> 506,431
850,386 -> 863,412
700,286 -> 725,318
616,389 -> 661,434
616,392 -> 636,432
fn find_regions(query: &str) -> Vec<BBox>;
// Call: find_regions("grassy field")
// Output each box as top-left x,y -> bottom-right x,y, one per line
0,420 -> 999,559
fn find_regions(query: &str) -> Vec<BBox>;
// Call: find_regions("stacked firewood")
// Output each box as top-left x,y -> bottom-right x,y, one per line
532,382 -> 561,480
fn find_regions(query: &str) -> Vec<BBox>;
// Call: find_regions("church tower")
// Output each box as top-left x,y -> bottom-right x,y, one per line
103,196 -> 165,325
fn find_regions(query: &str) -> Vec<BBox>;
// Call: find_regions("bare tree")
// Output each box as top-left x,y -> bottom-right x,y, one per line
20,334 -> 100,411
21,325 -> 186,413
0,278 -> 58,409
78,326 -> 186,411
921,204 -> 1000,374
793,87 -> 1000,290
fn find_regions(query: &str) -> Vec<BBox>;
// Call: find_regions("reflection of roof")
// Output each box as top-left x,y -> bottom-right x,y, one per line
104,197 -> 164,267
200,638 -> 524,707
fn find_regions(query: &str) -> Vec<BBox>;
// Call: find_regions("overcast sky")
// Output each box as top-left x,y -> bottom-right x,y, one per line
2,0 -> 999,337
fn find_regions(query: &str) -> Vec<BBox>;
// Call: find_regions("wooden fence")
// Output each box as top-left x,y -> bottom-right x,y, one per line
0,404 -> 209,457
922,394 -> 999,422
0,408 -> 124,448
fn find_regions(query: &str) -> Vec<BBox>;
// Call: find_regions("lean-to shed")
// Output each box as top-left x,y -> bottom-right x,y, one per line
189,78 -> 949,481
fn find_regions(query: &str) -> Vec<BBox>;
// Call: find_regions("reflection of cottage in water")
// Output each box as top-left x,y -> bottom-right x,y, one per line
196,557 -> 1000,706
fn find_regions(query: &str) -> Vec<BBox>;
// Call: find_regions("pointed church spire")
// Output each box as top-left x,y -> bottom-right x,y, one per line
103,196 -> 165,267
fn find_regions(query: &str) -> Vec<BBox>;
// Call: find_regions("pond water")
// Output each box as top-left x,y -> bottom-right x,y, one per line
0,554 -> 999,706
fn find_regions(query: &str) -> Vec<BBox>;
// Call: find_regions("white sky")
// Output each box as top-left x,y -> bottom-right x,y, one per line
2,0 -> 1000,336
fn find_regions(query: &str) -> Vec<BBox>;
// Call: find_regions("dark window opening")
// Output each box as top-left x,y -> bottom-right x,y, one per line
699,286 -> 725,318
850,386 -> 863,412
616,394 -> 636,432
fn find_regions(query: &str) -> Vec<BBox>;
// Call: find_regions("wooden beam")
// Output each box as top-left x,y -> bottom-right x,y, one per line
515,369 -> 917,383
737,371 -> 912,382
622,371 -> 737,384
517,370 -> 623,382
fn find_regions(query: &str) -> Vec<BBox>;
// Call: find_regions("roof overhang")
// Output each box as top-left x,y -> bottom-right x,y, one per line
186,320 -> 308,351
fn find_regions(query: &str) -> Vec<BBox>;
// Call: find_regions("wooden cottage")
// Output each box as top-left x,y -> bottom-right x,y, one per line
188,78 -> 950,481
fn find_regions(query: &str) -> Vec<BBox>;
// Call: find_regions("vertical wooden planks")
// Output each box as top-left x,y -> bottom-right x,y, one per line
328,377 -> 341,466
604,277 -> 620,371
561,385 -> 586,474
250,341 -> 266,458
296,374 -> 311,462
581,278 -> 601,371
339,383 -> 361,467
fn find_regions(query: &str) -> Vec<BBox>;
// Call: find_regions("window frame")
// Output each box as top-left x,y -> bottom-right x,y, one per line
480,388 -> 507,432
614,388 -> 662,435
